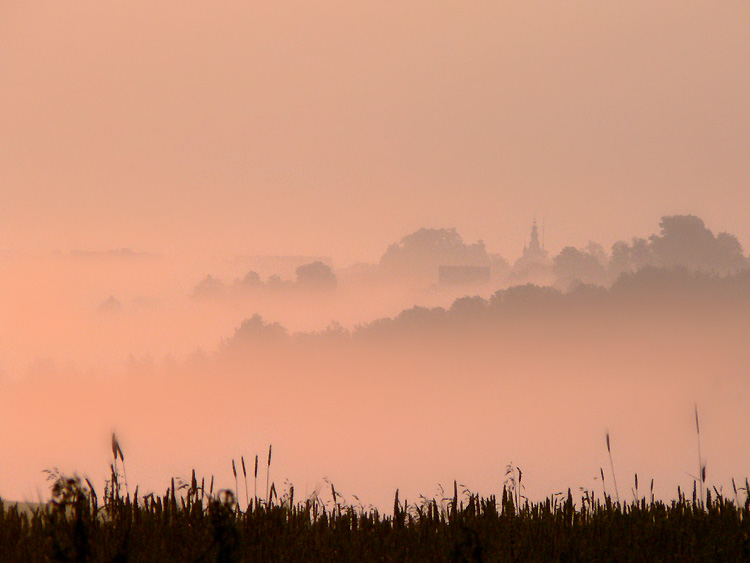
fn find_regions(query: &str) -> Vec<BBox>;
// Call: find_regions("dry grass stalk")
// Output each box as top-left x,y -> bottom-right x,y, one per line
606,431 -> 620,504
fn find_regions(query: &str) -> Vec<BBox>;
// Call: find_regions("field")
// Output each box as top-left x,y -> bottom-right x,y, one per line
2,454 -> 749,563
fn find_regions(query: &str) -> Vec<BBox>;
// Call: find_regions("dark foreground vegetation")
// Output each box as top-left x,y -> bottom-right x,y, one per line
2,468 -> 749,563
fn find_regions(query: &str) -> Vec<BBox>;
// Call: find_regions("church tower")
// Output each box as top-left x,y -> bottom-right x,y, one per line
512,217 -> 552,284
522,217 -> 548,261
528,217 -> 542,253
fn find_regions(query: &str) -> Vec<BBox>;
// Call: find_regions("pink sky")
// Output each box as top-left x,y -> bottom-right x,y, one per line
2,1 -> 749,263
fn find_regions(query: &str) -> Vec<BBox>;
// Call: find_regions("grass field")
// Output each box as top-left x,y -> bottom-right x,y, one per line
2,456 -> 749,563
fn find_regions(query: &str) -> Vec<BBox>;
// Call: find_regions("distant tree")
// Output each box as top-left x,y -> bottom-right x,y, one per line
223,314 -> 287,349
380,228 -> 490,280
489,253 -> 511,281
449,295 -> 488,319
295,261 -> 337,291
585,241 -> 608,265
191,275 -> 226,299
394,305 -> 447,328
321,320 -> 349,339
649,215 -> 714,270
565,282 -> 608,304
266,274 -> 292,290
649,215 -> 747,274
235,270 -> 263,289
552,246 -> 607,287
489,284 -> 562,310
606,237 -> 654,280
715,232 -> 747,272
608,241 -> 632,279
630,237 -> 654,270
610,265 -> 708,299
99,295 -> 122,311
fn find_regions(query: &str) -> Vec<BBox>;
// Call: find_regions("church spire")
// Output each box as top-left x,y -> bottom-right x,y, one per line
529,216 -> 541,253
520,216 -> 548,262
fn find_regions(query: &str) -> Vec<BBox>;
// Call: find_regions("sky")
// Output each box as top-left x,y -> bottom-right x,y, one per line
2,1 -> 750,264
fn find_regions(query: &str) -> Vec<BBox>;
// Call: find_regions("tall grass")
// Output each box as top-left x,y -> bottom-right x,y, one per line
605,430 -> 620,505
2,465 -> 749,562
696,403 -> 706,509
1,411 -> 745,561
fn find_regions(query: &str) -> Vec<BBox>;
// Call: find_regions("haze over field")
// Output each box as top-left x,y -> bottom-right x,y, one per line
1,1 -> 750,512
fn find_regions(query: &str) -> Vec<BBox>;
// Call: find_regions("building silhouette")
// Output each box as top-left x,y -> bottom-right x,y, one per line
522,217 -> 548,262
511,217 -> 552,284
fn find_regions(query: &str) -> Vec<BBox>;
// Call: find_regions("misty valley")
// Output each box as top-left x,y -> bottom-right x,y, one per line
2,215 -> 750,560
5,0 -> 750,557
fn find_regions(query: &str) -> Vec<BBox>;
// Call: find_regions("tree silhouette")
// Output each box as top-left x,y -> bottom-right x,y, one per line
380,228 -> 490,280
552,246 -> 607,288
191,275 -> 226,300
649,215 -> 747,274
295,261 -> 337,291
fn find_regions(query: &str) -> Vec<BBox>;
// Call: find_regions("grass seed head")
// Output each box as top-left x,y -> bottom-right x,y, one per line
695,404 -> 700,435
